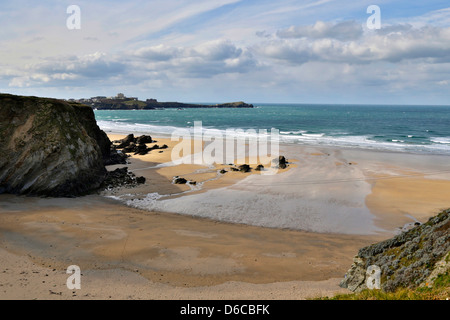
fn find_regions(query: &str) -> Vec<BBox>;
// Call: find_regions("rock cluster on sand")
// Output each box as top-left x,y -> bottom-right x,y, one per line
0,93 -> 126,197
340,209 -> 450,292
172,176 -> 197,185
113,134 -> 168,155
228,156 -> 287,173
100,167 -> 146,190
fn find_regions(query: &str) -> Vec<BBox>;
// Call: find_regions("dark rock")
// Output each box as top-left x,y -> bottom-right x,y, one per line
100,167 -> 141,189
136,135 -> 152,145
255,164 -> 264,171
102,167 -> 147,189
238,164 -> 251,173
104,148 -> 128,165
101,167 -> 128,188
149,144 -> 160,150
272,156 -> 287,169
136,176 -> 146,184
279,156 -> 287,169
230,167 -> 240,172
174,177 -> 187,184
0,93 -> 111,197
74,108 -> 115,166
134,143 -> 150,155
188,181 -> 197,185
114,136 -> 167,156
122,142 -> 136,153
220,169 -> 227,174
116,134 -> 135,148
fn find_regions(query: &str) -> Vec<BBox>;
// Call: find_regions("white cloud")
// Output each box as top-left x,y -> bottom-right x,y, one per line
129,39 -> 257,78
133,45 -> 181,61
5,39 -> 259,90
6,52 -> 126,88
277,20 -> 363,41
256,23 -> 450,65
194,40 -> 243,61
2,1 -> 450,104
35,52 -> 125,77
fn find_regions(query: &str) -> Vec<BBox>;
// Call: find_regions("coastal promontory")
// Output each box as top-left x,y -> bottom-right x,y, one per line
70,94 -> 254,110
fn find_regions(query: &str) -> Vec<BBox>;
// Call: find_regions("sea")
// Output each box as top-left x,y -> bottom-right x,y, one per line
95,103 -> 450,155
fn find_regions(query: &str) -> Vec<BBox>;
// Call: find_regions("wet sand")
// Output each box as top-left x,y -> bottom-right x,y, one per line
0,194 -> 374,300
104,134 -> 291,198
0,133 -> 449,299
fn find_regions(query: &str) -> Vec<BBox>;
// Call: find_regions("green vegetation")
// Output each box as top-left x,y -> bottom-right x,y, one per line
317,266 -> 449,300
123,100 -> 147,108
320,272 -> 449,300
332,209 -> 449,300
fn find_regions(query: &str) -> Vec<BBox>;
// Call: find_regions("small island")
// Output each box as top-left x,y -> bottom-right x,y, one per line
68,93 -> 254,110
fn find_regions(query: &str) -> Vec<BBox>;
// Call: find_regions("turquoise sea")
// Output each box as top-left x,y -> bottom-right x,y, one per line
95,103 -> 450,155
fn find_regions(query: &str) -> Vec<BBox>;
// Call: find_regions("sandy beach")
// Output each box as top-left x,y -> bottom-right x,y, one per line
1,133 -> 449,300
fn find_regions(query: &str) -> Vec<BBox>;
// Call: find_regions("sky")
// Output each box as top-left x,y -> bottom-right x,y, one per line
1,0 -> 450,104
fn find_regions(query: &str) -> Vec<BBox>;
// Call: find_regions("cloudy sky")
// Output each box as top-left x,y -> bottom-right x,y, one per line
1,0 -> 450,104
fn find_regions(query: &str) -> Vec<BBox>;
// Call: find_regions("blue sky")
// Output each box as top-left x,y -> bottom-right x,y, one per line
1,0 -> 450,104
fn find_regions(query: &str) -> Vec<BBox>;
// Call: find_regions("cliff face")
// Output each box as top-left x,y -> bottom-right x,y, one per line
0,93 -> 112,197
340,209 -> 449,293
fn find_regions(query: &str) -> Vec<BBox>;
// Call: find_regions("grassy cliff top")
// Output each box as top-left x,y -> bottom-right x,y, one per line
332,208 -> 449,300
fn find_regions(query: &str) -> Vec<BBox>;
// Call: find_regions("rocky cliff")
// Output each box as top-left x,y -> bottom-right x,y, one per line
0,93 -> 118,197
340,209 -> 449,293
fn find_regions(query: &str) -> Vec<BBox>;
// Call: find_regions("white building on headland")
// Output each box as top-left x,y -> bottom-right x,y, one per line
115,93 -> 138,100
91,96 -> 107,102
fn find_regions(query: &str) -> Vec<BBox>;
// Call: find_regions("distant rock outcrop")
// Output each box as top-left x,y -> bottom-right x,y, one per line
340,209 -> 450,293
0,93 -> 124,197
88,98 -> 254,110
